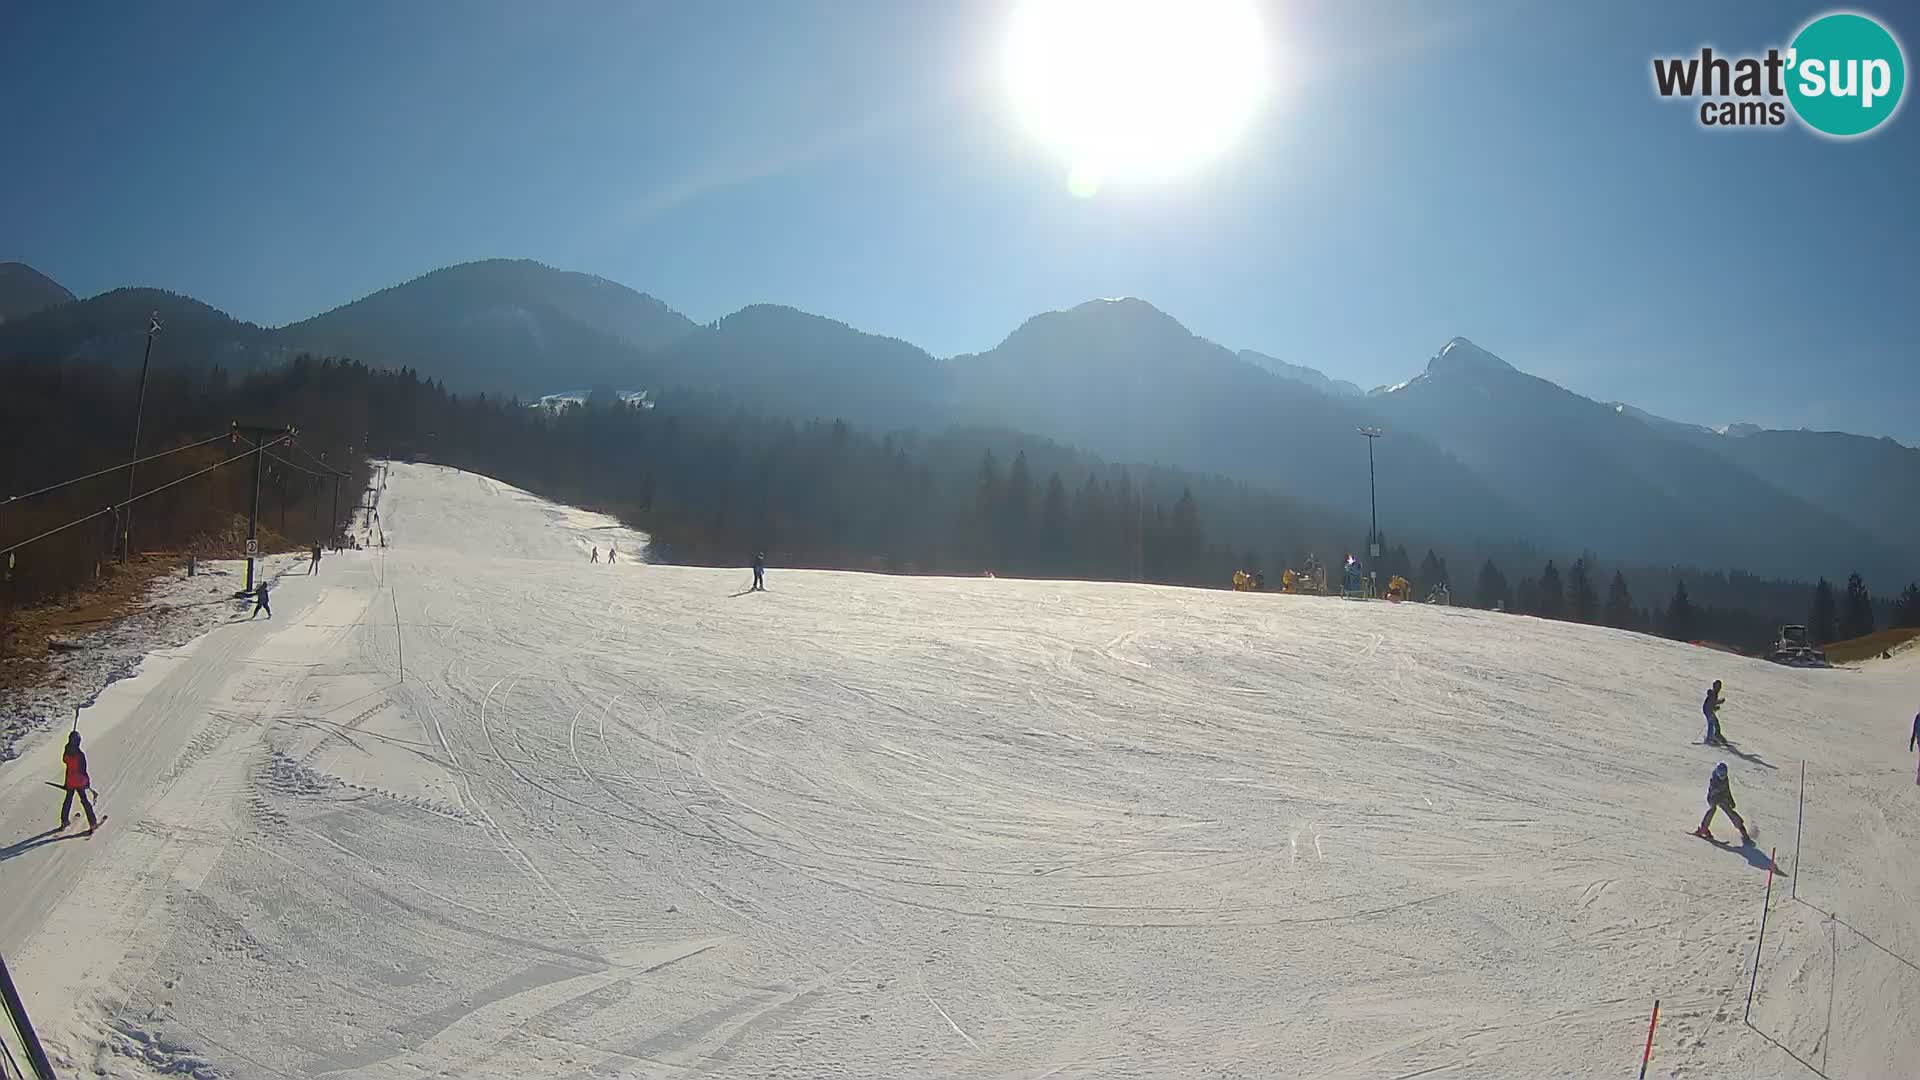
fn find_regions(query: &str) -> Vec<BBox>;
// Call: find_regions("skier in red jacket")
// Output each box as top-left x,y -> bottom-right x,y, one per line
60,731 -> 99,833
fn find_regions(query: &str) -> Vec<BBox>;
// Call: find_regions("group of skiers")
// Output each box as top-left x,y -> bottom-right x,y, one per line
1692,679 -> 1750,843
43,529 -> 1914,870
590,546 -> 769,594
1690,681 -> 1920,845
585,545 -> 767,593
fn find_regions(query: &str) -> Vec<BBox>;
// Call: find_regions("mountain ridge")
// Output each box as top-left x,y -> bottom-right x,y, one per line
1368,337 -> 1908,581
0,262 -> 77,324
0,261 -> 1909,582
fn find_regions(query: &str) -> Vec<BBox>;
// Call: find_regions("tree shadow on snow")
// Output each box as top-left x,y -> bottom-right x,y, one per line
0,826 -> 79,863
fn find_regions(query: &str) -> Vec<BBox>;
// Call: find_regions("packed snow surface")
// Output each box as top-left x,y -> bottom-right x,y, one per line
2,463 -> 1915,1078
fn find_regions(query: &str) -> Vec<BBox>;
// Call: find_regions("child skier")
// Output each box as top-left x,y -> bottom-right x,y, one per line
1693,762 -> 1749,844
59,731 -> 99,833
1702,680 -> 1726,745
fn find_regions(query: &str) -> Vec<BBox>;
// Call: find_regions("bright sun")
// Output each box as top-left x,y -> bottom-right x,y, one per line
1005,0 -> 1270,196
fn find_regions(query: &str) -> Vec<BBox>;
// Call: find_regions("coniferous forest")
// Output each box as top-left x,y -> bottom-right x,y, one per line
4,356 -> 1911,657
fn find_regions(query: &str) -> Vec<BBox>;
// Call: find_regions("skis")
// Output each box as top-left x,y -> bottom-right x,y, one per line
1690,831 -> 1753,848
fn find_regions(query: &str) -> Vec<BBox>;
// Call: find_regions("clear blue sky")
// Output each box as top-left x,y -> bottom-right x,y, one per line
5,2 -> 1916,441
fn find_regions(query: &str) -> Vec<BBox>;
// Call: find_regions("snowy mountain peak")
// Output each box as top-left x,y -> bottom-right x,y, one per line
1063,296 -> 1183,327
1427,337 -> 1516,376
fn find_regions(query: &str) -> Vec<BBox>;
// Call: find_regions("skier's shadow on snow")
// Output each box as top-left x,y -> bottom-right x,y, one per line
1707,838 -> 1787,873
0,826 -> 80,863
1716,741 -> 1778,770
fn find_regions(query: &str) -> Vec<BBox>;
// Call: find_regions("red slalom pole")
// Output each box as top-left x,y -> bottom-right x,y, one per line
1637,999 -> 1660,1079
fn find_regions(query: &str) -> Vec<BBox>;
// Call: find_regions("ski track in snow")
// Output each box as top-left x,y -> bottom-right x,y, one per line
1,460 -> 1915,1078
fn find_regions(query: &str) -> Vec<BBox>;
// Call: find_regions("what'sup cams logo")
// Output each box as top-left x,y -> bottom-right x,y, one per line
1653,11 -> 1906,137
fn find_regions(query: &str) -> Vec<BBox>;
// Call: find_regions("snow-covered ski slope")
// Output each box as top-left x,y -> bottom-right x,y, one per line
2,462 -> 1915,1079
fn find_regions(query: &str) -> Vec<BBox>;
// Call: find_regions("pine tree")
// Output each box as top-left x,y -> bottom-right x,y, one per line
1389,543 -> 1413,583
1666,581 -> 1695,641
1003,450 -> 1033,574
1567,557 -> 1598,623
1168,487 -> 1203,585
1841,572 -> 1875,639
1475,559 -> 1510,610
1115,470 -> 1140,580
973,450 -> 1001,568
1040,472 -> 1069,576
1537,560 -> 1567,620
1893,582 -> 1920,629
1516,576 -> 1539,615
1602,571 -> 1634,628
1808,578 -> 1838,644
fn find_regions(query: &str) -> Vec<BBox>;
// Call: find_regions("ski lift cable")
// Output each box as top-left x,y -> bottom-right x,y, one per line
2,431 -> 232,511
262,450 -> 330,479
284,442 -> 349,476
0,435 -> 292,559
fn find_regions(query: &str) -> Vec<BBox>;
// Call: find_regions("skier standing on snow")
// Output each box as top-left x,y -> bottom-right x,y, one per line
59,731 -> 99,833
250,583 -> 272,620
1693,762 -> 1750,844
1910,709 -> 1919,784
590,546 -> 599,564
309,544 -> 322,574
751,551 -> 766,592
607,545 -> 617,564
1702,679 -> 1727,745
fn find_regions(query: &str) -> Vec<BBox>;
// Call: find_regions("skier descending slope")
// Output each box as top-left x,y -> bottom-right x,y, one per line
1693,762 -> 1750,844
59,731 -> 99,834
1702,680 -> 1726,746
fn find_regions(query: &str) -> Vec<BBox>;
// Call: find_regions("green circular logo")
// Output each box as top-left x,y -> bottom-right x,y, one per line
1787,12 -> 1906,137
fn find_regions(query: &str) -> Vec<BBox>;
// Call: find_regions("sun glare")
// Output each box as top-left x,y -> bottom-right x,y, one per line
1005,0 -> 1270,196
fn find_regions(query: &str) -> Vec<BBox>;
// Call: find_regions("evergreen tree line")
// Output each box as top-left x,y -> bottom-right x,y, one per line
2,357 -> 381,607
4,355 -> 1909,658
1805,574 -> 1920,642
1453,555 -> 1917,652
